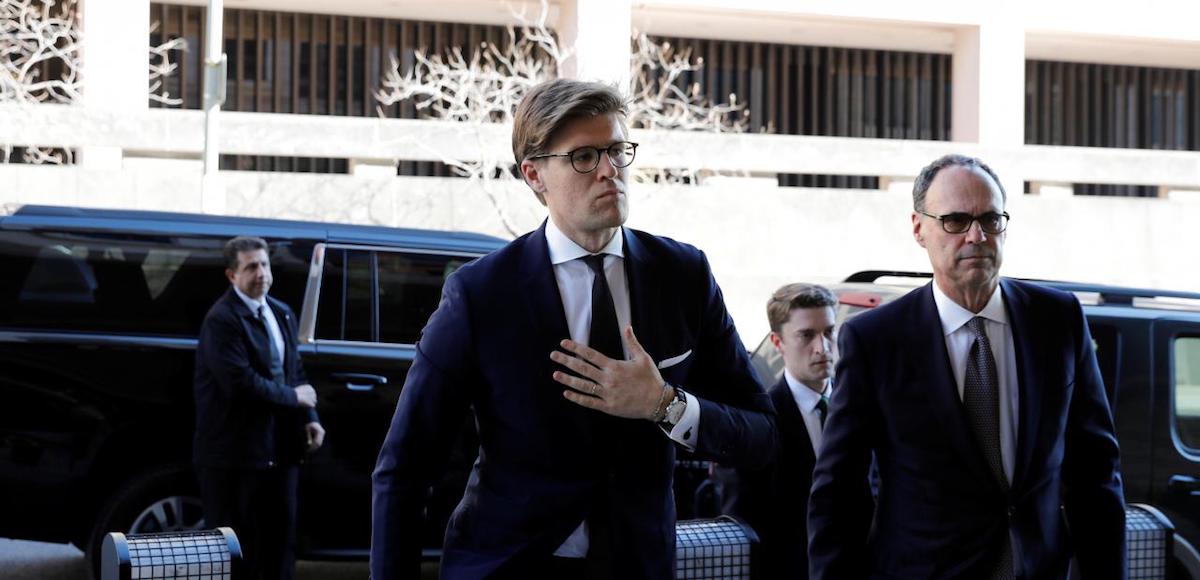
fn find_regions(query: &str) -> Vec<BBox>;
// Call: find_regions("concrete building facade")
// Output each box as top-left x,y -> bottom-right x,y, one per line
2,0 -> 1199,342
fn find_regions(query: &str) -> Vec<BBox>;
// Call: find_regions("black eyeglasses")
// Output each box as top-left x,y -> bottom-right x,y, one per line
918,210 -> 1010,234
527,141 -> 638,174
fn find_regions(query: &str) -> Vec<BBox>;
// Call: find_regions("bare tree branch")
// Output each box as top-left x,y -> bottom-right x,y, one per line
374,0 -> 748,233
0,0 -> 81,163
375,0 -> 567,236
149,20 -> 187,106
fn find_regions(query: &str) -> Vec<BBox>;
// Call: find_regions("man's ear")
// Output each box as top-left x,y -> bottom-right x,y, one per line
520,159 -> 548,206
225,268 -> 236,285
912,212 -> 926,248
769,332 -> 784,353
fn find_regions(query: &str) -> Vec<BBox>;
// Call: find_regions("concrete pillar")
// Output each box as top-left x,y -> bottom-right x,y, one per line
558,0 -> 632,93
951,16 -> 1026,197
79,0 -> 151,170
952,19 -> 1025,147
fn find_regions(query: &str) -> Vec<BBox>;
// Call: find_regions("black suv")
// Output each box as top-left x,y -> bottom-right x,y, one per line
0,205 -> 513,568
749,271 -> 1200,579
0,205 -> 718,573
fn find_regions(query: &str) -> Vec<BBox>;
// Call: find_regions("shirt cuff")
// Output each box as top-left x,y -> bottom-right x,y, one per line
662,390 -> 700,451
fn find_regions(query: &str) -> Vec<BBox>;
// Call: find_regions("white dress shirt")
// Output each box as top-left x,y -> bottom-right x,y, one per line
545,218 -> 701,557
783,369 -> 829,455
234,286 -> 285,362
931,280 -> 1019,485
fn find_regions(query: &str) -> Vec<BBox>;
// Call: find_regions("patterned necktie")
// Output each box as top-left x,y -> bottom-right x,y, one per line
963,316 -> 1005,489
258,305 -> 287,387
583,255 -> 623,361
258,305 -> 283,366
963,316 -> 1014,579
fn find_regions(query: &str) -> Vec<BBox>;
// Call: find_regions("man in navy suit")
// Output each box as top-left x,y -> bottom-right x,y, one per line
194,236 -> 325,580
808,154 -> 1125,579
728,283 -> 838,578
370,79 -> 775,579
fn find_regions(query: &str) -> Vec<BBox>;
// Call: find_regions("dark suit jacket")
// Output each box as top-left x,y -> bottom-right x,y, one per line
731,376 -> 816,579
370,223 -> 776,580
193,287 -> 319,470
808,279 -> 1125,580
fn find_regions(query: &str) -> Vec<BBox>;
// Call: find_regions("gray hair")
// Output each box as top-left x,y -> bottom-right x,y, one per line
912,154 -> 1006,212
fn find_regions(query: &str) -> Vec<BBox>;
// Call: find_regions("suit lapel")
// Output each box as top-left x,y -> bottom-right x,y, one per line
518,221 -> 571,349
621,227 -> 660,358
517,222 -> 598,439
771,379 -> 816,466
912,284 -> 998,489
226,289 -> 272,370
1001,279 -> 1042,492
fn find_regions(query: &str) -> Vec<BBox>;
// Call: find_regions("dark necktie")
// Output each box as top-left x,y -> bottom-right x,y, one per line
963,316 -> 1013,579
816,395 -> 829,429
581,254 -> 619,568
963,316 -> 1005,489
583,255 -> 623,361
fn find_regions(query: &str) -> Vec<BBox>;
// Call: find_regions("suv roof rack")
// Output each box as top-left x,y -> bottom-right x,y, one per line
844,270 -> 932,283
844,270 -> 1200,311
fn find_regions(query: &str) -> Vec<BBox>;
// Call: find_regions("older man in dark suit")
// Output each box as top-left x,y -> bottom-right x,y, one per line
370,79 -> 776,580
193,236 -> 324,580
808,154 -> 1125,579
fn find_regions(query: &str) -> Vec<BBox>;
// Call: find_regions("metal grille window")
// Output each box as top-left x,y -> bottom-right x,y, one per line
149,4 -> 506,176
651,37 -> 952,189
1025,60 -> 1200,197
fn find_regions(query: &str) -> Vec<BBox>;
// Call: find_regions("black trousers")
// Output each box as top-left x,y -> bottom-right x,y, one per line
197,464 -> 298,580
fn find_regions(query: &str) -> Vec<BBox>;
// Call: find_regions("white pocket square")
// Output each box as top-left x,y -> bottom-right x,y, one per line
656,350 -> 693,370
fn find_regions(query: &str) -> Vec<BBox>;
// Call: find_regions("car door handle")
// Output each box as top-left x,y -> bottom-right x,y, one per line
330,373 -> 388,392
1168,474 -> 1200,495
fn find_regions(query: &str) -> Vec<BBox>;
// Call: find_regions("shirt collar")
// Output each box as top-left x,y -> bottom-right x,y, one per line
233,286 -> 267,314
930,278 -> 1008,336
783,368 -> 829,414
545,218 -> 624,266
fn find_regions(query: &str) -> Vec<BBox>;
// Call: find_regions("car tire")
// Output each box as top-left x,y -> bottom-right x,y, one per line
84,465 -> 205,579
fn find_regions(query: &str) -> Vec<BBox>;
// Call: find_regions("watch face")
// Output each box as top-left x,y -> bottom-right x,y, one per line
665,398 -> 686,424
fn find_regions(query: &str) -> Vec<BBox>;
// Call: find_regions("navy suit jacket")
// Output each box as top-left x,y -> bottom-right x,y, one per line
731,376 -> 816,578
371,223 -> 775,579
193,288 -> 318,469
808,279 -> 1125,580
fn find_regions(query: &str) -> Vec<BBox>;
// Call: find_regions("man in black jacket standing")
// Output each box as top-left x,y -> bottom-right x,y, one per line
194,236 -> 324,580
728,283 -> 838,578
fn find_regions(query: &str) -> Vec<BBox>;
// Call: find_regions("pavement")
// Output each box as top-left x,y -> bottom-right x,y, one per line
0,538 -> 439,579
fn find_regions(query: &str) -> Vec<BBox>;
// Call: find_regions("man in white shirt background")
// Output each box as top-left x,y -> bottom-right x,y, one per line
193,236 -> 325,580
725,283 -> 838,578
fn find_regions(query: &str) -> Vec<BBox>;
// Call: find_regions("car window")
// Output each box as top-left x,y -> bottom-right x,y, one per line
1174,336 -> 1200,449
0,231 -> 227,335
378,252 -> 467,344
315,248 -> 372,342
314,247 -> 466,344
0,232 -> 314,336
